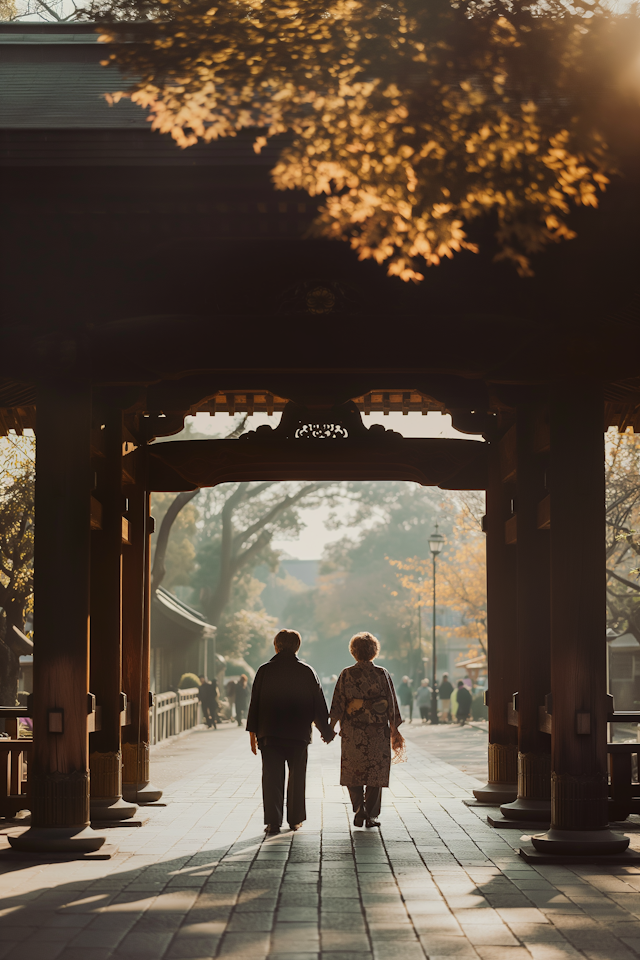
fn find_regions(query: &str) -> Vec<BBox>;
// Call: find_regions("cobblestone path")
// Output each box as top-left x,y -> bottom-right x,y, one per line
2,723 -> 640,960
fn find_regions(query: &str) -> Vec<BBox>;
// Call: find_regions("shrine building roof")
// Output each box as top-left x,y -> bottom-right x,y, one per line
0,22 -> 284,165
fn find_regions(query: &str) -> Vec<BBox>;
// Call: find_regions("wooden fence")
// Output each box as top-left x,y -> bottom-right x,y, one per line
150,687 -> 202,746
0,709 -> 31,818
0,693 -> 203,817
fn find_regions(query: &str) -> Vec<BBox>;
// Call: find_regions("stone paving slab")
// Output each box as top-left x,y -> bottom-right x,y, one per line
2,722 -> 640,960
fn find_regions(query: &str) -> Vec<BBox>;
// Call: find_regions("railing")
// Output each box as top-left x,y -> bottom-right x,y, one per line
150,688 -> 202,746
179,688 -> 200,733
0,707 -> 31,818
0,693 -> 203,813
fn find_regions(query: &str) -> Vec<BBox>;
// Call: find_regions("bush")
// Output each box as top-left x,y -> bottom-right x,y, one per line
178,672 -> 200,690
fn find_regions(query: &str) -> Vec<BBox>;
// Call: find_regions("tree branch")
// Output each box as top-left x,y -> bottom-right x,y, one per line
151,489 -> 200,593
231,482 -> 323,555
607,568 -> 640,593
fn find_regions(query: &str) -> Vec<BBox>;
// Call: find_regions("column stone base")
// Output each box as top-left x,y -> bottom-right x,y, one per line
90,797 -> 139,821
501,752 -> 551,820
122,781 -> 164,803
531,827 -> 629,856
500,798 -> 551,821
122,741 -> 162,804
531,772 -> 629,854
473,781 -> 518,804
473,742 -> 518,804
89,750 -> 138,820
8,825 -> 106,853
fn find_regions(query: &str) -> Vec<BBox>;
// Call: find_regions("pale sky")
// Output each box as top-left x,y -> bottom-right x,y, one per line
186,410 -> 482,560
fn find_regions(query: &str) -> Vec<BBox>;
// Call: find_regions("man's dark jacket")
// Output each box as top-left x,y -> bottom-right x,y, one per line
439,679 -> 454,700
246,651 -> 334,744
456,685 -> 473,715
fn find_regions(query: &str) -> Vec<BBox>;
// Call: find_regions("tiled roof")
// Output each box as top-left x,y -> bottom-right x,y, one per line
0,30 -> 100,43
0,23 -> 286,163
0,25 -> 148,131
0,62 -> 147,127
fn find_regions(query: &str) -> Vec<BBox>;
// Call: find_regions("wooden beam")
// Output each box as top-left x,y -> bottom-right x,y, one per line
145,436 -> 489,492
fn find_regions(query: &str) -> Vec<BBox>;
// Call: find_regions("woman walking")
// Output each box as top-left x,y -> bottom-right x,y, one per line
235,674 -> 250,726
330,632 -> 404,828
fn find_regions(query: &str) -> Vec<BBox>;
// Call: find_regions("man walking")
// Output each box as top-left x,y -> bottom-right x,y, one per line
438,673 -> 453,723
198,675 -> 218,729
247,629 -> 335,835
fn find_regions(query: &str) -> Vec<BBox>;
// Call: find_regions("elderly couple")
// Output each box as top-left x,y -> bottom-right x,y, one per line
246,628 -> 404,835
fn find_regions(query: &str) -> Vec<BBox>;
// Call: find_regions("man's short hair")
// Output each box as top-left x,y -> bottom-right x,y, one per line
349,632 -> 380,662
274,629 -> 301,654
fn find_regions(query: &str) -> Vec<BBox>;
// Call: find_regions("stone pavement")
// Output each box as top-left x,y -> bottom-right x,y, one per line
2,722 -> 640,960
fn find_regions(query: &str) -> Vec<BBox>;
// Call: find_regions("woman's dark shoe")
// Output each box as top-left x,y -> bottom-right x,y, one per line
365,818 -> 381,828
265,824 -> 280,835
353,811 -> 365,828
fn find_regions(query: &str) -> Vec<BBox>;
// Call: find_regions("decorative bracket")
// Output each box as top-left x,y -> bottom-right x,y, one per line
240,401 -> 402,442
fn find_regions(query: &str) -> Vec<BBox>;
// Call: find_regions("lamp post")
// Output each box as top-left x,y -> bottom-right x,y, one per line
417,577 -> 423,679
428,524 -> 445,724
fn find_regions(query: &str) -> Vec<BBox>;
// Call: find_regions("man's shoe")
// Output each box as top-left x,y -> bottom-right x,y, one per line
353,811 -> 365,828
288,823 -> 303,831
264,824 -> 280,836
365,818 -> 381,828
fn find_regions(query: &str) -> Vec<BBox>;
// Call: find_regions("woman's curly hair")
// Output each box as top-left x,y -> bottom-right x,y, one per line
349,632 -> 380,662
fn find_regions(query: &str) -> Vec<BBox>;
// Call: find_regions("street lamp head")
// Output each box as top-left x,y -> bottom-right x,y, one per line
429,523 -> 445,556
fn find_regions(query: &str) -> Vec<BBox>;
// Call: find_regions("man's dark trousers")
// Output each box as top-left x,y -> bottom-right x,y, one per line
260,739 -> 307,828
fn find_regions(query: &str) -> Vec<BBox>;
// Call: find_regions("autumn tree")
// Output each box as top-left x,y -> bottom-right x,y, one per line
0,0 -> 17,19
282,481 -> 447,674
0,434 -> 35,705
89,0 -> 640,279
389,492 -> 487,658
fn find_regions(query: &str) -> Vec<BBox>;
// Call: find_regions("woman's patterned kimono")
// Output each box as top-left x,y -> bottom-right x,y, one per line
329,661 -> 402,787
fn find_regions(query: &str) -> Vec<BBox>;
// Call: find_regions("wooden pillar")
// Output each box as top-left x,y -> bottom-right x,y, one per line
10,381 -> 105,852
121,478 -> 162,803
473,439 -> 518,804
501,404 -> 551,821
89,408 -> 138,821
532,382 -> 627,854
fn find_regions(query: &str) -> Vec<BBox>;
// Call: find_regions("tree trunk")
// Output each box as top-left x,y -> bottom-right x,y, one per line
0,637 -> 19,706
150,489 -> 199,594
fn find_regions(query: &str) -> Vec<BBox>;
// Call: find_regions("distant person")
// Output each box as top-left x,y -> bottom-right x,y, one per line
225,678 -> 237,716
198,675 -> 218,729
456,680 -> 472,726
330,632 -> 404,828
246,629 -> 335,835
438,673 -> 453,723
414,678 -> 431,722
397,676 -> 413,723
235,674 -> 250,727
